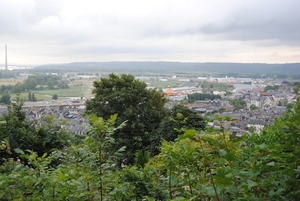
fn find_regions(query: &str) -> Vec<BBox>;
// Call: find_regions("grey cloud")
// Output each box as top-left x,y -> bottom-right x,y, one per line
189,1 -> 300,44
0,0 -> 299,64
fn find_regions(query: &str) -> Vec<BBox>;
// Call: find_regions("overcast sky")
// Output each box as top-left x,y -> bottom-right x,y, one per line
0,0 -> 299,65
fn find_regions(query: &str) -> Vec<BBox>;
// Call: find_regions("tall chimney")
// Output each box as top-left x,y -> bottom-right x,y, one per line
5,44 -> 7,70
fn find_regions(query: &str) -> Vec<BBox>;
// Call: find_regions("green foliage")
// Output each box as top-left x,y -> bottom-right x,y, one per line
225,90 -> 232,96
28,91 -> 31,101
0,84 -> 13,94
250,104 -> 259,110
24,77 -> 38,90
201,81 -> 234,92
187,92 -> 221,103
28,92 -> 37,102
143,101 -> 300,200
229,98 -> 247,110
47,79 -> 55,89
242,81 -> 252,85
218,107 -> 226,113
0,94 -> 11,104
86,73 -> 168,165
11,82 -> 24,93
0,114 -> 129,200
32,93 -> 37,101
0,97 -> 71,164
52,93 -> 58,100
0,70 -> 15,78
3,75 -> 68,95
264,85 -> 280,92
135,150 -> 150,168
149,104 -> 206,155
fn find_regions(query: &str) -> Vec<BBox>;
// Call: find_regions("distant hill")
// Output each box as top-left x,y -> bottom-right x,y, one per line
33,62 -> 300,75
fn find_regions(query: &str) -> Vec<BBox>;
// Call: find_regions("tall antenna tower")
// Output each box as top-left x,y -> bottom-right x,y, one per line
5,44 -> 8,70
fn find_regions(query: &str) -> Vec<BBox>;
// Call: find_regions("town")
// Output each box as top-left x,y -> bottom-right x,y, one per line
1,71 -> 296,138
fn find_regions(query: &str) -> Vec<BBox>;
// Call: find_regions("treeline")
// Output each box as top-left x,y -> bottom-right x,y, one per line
24,74 -> 69,90
187,92 -> 221,103
0,70 -> 15,79
201,81 -> 234,92
0,74 -> 68,94
33,62 -> 300,76
264,85 -> 280,92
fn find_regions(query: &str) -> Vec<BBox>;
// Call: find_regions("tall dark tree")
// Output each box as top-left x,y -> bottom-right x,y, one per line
86,73 -> 168,164
28,92 -> 32,101
24,78 -> 37,90
32,93 -> 37,102
149,104 -> 206,155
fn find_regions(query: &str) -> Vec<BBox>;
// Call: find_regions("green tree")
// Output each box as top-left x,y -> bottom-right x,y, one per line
32,93 -> 37,102
47,79 -> 55,90
28,92 -> 32,101
24,77 -> 37,90
286,103 -> 294,111
52,94 -> 58,100
229,99 -> 246,110
0,94 -> 11,105
225,91 -> 232,96
0,97 -> 70,164
218,107 -> 226,113
149,104 -> 206,155
86,73 -> 168,165
250,104 -> 259,110
264,85 -> 280,92
12,82 -> 24,93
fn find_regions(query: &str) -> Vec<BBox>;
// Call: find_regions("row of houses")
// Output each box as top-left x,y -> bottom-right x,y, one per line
0,100 -> 89,136
184,82 -> 294,136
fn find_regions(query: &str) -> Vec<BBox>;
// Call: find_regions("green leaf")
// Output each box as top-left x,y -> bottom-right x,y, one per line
178,129 -> 197,140
42,152 -> 47,158
14,148 -> 24,155
247,179 -> 257,190
266,161 -> 275,166
224,152 -> 237,161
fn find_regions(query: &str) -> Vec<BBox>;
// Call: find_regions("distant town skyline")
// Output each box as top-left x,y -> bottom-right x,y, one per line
0,0 -> 300,65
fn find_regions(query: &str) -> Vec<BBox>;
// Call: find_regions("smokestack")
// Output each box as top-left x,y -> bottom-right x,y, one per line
5,44 -> 7,70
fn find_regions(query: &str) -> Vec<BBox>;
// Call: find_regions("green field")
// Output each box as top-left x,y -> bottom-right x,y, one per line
33,84 -> 84,97
147,80 -> 182,89
9,84 -> 85,101
0,78 -> 23,85
0,77 -> 96,101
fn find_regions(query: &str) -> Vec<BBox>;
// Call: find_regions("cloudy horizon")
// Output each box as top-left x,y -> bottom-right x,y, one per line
0,0 -> 299,65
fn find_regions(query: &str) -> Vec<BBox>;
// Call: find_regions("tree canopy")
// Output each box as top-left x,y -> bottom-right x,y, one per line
0,97 -> 71,164
187,92 -> 221,103
86,73 -> 168,164
52,94 -> 58,100
0,94 -> 11,105
149,104 -> 206,154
